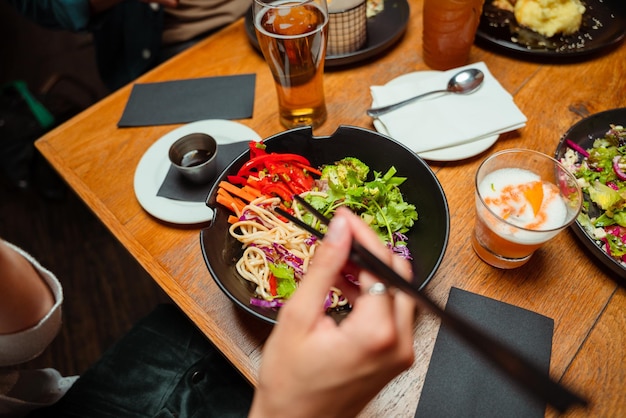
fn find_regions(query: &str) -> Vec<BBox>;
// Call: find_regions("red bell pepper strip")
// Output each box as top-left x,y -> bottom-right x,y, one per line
227,175 -> 248,186
247,176 -> 293,202
281,179 -> 305,195
237,153 -> 312,177
249,141 -> 267,159
261,183 -> 293,202
266,162 -> 314,192
269,273 -> 278,296
290,166 -> 315,190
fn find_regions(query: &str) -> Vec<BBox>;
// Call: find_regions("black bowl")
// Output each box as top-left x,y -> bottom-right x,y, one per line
201,125 -> 450,324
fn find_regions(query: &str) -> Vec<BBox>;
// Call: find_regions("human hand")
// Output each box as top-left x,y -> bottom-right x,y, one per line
249,208 -> 417,418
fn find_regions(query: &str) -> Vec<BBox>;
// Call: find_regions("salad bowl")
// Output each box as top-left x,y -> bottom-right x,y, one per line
200,125 -> 450,324
554,108 -> 626,280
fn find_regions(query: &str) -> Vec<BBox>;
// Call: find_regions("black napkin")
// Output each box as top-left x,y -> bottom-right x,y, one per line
414,287 -> 554,418
118,74 -> 256,127
157,141 -> 250,202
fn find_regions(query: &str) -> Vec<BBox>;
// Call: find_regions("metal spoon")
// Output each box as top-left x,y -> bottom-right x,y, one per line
366,68 -> 485,118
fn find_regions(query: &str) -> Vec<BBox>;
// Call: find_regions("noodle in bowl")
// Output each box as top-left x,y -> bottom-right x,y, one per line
229,195 -> 348,310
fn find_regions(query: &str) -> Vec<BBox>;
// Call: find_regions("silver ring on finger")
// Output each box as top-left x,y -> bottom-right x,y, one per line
367,282 -> 388,296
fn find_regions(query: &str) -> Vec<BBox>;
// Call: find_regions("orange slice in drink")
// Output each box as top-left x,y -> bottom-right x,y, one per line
523,181 -> 544,216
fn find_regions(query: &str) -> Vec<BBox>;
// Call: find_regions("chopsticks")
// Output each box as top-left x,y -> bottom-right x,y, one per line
274,195 -> 588,413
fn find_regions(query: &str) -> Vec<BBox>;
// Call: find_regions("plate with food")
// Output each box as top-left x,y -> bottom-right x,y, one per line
244,0 -> 409,67
555,108 -> 626,280
476,0 -> 626,59
201,125 -> 449,324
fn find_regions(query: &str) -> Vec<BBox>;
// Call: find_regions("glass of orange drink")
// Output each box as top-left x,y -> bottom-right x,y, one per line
254,0 -> 329,129
472,149 -> 582,269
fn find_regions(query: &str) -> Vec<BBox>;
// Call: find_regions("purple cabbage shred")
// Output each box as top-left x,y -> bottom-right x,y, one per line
387,232 -> 413,260
250,298 -> 284,309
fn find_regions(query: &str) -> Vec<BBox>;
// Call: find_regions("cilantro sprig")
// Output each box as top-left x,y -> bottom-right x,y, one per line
303,158 -> 418,244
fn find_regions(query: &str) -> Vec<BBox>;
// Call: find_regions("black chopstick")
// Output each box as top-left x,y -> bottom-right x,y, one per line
273,195 -> 587,413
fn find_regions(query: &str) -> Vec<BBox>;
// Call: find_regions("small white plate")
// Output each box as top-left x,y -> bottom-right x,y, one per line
134,120 -> 261,225
372,71 -> 499,162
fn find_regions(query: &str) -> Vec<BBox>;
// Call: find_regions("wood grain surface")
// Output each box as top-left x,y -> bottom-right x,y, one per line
35,1 -> 626,416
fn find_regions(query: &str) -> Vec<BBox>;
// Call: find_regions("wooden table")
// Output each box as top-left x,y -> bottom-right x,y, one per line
35,1 -> 625,416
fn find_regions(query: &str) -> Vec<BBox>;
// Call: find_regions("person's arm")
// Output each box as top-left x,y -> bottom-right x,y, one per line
249,208 -> 417,418
0,240 -> 55,334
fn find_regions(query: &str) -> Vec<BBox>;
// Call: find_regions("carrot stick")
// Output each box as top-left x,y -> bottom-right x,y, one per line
217,187 -> 231,199
216,188 -> 245,214
218,181 -> 257,202
227,215 -> 239,224
216,193 -> 236,211
242,185 -> 264,198
232,196 -> 246,212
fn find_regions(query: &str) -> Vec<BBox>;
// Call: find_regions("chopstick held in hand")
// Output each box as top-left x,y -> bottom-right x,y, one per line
274,195 -> 587,413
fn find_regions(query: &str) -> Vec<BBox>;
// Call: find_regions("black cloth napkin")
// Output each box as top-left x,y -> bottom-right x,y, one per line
156,141 -> 250,202
414,287 -> 554,418
118,74 -> 256,127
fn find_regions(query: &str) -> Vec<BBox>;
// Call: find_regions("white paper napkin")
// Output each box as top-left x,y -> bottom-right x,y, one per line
370,62 -> 527,154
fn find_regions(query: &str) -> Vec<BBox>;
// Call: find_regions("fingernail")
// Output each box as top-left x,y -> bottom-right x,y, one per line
325,213 -> 346,243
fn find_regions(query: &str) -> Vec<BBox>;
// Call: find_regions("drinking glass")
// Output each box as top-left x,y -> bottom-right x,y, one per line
422,0 -> 485,70
253,0 -> 329,129
472,149 -> 582,269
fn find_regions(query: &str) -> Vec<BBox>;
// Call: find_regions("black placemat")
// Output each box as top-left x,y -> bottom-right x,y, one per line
415,287 -> 554,418
118,74 -> 255,127
156,141 -> 250,202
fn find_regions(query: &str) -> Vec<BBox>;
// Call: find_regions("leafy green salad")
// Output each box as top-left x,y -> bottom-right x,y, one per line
560,124 -> 626,263
303,157 -> 418,259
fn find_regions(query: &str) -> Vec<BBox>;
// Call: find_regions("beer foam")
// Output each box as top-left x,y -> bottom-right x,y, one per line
255,2 -> 328,39
478,167 -> 568,244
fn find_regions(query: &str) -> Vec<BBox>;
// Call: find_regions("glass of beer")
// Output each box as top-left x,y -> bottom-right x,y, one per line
254,0 -> 329,129
472,149 -> 582,269
422,0 -> 485,70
